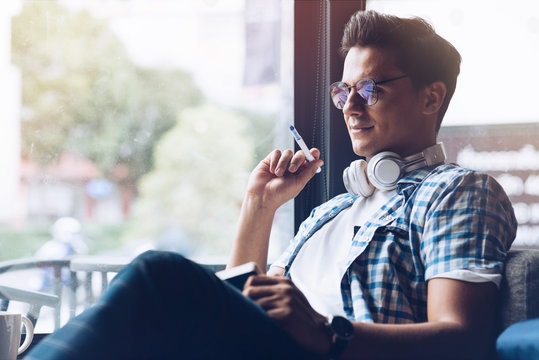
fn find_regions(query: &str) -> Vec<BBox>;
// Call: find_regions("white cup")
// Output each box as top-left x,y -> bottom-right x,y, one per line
0,312 -> 34,360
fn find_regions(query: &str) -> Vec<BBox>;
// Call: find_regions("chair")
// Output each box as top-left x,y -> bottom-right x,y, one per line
0,258 -> 69,330
498,248 -> 539,332
67,257 -> 224,315
68,256 -> 131,317
0,285 -> 59,326
0,256 -> 133,330
493,248 -> 539,359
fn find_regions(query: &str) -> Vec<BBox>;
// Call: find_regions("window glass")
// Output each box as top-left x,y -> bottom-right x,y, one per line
368,0 -> 539,247
0,0 -> 293,331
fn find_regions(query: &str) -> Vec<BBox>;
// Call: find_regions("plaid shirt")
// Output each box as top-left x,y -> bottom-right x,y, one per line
276,164 -> 517,323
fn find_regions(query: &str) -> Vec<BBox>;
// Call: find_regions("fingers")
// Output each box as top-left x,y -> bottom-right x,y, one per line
243,274 -> 288,293
243,275 -> 310,307
243,276 -> 314,321
242,274 -> 331,355
287,150 -> 307,172
242,275 -> 292,299
309,148 -> 321,161
243,276 -> 298,311
267,148 -> 323,176
274,149 -> 295,176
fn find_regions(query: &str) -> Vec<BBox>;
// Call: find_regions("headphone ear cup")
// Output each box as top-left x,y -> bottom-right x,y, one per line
367,151 -> 403,191
343,159 -> 375,197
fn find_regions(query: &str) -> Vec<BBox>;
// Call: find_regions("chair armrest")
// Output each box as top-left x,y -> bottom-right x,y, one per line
0,285 -> 59,308
498,248 -> 539,332
0,258 -> 70,274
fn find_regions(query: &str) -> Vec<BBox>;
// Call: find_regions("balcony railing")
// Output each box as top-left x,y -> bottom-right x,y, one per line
0,255 -> 225,332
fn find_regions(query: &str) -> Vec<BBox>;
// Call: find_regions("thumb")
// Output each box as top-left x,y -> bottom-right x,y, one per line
298,159 -> 324,183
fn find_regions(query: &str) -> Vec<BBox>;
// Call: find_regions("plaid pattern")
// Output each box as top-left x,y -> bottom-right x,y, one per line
276,164 -> 517,324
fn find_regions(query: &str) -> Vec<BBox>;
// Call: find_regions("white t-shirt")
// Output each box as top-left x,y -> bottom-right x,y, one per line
286,189 -> 395,318
274,189 -> 502,318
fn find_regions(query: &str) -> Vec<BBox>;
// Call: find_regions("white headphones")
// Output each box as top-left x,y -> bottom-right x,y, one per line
343,143 -> 447,197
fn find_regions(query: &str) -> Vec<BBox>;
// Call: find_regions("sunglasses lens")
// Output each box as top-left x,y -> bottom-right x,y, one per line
329,79 -> 378,109
330,83 -> 349,109
356,79 -> 376,105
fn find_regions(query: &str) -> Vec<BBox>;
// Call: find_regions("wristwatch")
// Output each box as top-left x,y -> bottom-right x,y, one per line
325,315 -> 354,360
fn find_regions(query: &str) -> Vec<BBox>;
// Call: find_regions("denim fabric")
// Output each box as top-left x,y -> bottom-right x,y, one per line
25,251 -> 320,360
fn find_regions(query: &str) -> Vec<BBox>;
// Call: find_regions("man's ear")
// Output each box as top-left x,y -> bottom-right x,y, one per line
422,81 -> 447,115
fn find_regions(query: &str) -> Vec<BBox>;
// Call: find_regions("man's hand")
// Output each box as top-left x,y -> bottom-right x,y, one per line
228,148 -> 323,271
243,275 -> 331,355
245,148 -> 323,212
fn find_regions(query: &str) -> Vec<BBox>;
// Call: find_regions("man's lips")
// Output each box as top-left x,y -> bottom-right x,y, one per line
349,125 -> 374,134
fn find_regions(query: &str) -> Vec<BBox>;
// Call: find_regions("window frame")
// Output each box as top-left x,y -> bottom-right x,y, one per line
293,0 -> 366,231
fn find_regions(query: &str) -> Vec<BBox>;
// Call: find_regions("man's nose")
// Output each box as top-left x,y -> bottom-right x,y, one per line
342,89 -> 366,116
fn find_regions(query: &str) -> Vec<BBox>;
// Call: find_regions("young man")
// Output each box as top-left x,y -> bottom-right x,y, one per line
27,10 -> 516,360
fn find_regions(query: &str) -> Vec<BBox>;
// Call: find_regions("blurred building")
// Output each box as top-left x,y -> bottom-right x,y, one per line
0,1 -> 22,224
439,123 -> 539,247
19,153 -> 125,223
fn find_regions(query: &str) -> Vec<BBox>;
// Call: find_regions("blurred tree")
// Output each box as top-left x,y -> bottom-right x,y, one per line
11,1 -> 202,183
238,109 -> 277,170
10,1 -> 279,256
128,104 -> 255,255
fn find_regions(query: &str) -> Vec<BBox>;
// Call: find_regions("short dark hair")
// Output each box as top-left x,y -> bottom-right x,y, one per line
341,10 -> 461,129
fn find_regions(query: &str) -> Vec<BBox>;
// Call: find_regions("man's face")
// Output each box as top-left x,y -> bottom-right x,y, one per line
341,46 -> 436,158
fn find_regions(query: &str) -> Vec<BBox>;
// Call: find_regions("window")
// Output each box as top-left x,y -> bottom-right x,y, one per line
1,0 -> 293,331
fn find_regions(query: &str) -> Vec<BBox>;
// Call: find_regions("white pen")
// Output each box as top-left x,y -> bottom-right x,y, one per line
289,125 -> 322,173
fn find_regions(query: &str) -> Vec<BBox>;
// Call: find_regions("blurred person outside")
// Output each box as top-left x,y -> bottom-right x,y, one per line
34,217 -> 88,291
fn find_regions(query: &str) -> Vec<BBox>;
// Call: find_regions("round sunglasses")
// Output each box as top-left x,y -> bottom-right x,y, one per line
329,74 -> 408,109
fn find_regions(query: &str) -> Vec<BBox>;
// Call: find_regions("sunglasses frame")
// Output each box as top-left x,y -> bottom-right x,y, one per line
330,74 -> 408,109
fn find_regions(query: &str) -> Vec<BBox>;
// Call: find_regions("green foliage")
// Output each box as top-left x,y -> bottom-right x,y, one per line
9,1 -> 279,257
81,222 -> 128,255
127,104 -> 255,255
237,109 -> 277,170
11,1 -> 202,182
0,224 -> 51,261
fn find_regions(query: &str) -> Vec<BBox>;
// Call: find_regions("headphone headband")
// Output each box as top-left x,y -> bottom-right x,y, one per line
402,142 -> 447,173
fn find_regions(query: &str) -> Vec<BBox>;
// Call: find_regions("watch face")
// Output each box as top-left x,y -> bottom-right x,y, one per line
332,316 -> 354,340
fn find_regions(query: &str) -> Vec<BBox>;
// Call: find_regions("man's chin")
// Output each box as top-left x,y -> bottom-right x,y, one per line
352,143 -> 376,159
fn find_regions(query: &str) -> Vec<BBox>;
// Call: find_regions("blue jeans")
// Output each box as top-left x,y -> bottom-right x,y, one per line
25,251 -> 321,360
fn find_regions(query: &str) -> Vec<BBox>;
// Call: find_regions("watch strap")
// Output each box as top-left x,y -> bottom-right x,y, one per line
326,316 -> 354,360
328,336 -> 349,360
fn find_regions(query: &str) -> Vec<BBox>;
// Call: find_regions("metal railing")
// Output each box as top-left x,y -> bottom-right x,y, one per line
0,257 -> 127,331
0,258 -> 69,329
0,255 -> 226,332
